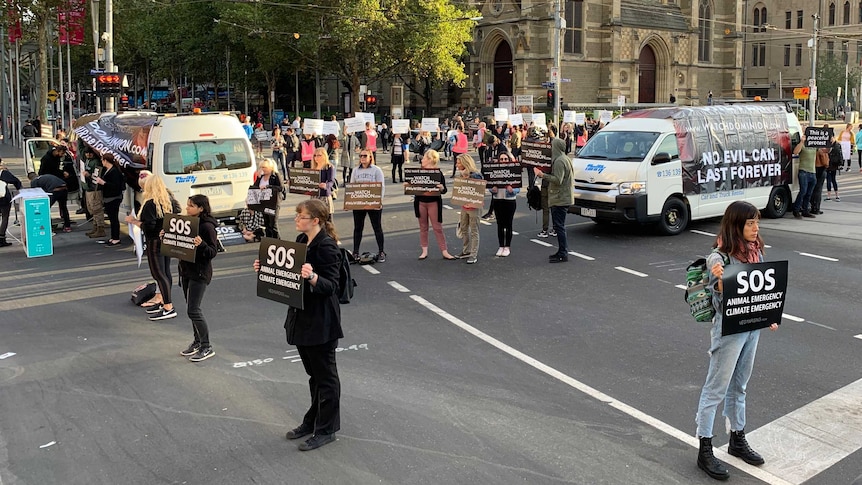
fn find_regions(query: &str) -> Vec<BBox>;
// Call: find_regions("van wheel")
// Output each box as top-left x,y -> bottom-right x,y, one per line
658,198 -> 688,235
763,187 -> 790,218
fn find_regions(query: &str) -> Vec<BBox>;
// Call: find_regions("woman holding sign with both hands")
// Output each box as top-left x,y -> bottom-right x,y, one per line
349,149 -> 386,263
694,201 -> 778,481
253,198 -> 343,451
407,149 -> 457,261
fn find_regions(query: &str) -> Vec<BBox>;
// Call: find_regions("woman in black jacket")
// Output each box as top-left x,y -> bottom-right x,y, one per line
253,198 -> 343,451
177,195 -> 220,362
253,158 -> 283,238
93,153 -> 124,246
0,159 -> 23,248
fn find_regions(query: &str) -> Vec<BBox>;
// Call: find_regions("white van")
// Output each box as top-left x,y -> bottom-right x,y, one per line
570,103 -> 802,235
147,111 -> 256,220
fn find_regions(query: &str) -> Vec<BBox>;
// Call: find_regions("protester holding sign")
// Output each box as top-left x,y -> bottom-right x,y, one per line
175,195 -> 220,363
534,138 -> 573,263
455,154 -> 483,264
253,198 -> 343,451
694,201 -> 778,481
253,159 -> 284,238
349,150 -> 386,263
92,153 -> 124,246
311,148 -> 336,214
390,133 -> 408,183
408,150 -> 457,261
489,153 -> 519,257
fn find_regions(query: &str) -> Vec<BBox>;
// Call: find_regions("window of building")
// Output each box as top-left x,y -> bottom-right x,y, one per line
843,43 -> 849,64
784,45 -> 791,66
752,42 -> 766,66
827,41 -> 835,60
698,1 -> 712,62
754,8 -> 760,29
563,0 -> 584,55
859,2 -> 862,23
857,41 -> 862,65
844,1 -> 851,24
796,44 -> 803,66
829,2 -> 836,25
797,10 -> 804,28
753,6 -> 767,32
785,11 -> 792,29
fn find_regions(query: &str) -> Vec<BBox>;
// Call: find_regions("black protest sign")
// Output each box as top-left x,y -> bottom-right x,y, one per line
287,168 -> 321,195
404,168 -> 443,195
343,182 -> 383,210
720,261 -> 788,336
451,178 -> 487,207
256,238 -> 307,308
161,214 -> 200,262
246,187 -> 279,215
804,126 -> 833,148
482,161 -> 523,187
519,139 -> 552,172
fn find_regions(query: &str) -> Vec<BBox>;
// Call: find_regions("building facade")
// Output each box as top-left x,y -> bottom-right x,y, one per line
465,0 -> 743,109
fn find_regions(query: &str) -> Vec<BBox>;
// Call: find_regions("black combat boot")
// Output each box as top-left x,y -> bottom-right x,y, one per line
728,429 -> 765,466
698,436 -> 730,480
0,237 -> 11,248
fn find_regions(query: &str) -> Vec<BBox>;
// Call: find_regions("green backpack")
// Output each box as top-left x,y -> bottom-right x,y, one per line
684,249 -> 729,322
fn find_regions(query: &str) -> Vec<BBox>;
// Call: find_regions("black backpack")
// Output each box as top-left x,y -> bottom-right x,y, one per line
526,185 -> 542,211
828,142 -> 843,170
337,247 -> 356,304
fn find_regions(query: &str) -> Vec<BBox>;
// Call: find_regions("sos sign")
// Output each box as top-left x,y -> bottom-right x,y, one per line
721,261 -> 788,336
161,214 -> 200,262
256,237 -> 307,307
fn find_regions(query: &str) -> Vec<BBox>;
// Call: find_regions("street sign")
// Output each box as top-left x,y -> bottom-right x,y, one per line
810,86 -> 818,101
65,92 -> 76,101
541,82 -> 555,88
89,68 -> 104,75
47,89 -> 59,102
793,87 -> 810,100
617,95 -> 626,107
550,67 -> 559,83
561,78 -> 572,83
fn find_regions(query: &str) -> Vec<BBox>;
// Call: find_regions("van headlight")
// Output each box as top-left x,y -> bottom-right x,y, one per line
619,181 -> 646,195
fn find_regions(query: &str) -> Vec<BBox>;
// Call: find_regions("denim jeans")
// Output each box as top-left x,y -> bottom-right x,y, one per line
793,170 -> 816,213
182,277 -> 210,348
551,206 -> 568,255
695,320 -> 761,438
811,167 -> 826,212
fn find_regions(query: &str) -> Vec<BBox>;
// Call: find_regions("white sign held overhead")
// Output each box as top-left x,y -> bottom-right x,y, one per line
305,119 -> 324,136
421,118 -> 439,133
322,121 -> 339,136
599,110 -> 613,124
494,108 -> 509,122
343,116 -> 365,133
532,112 -> 547,128
575,112 -> 586,125
509,113 -> 524,126
361,112 -> 375,125
391,119 -> 410,134
563,110 -> 576,123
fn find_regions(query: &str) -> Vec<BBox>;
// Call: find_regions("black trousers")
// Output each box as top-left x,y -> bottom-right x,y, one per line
352,209 -> 384,254
391,154 -> 404,182
495,199 -> 517,247
182,277 -> 210,348
297,339 -> 341,435
49,189 -> 71,228
104,198 -> 122,240
811,167 -> 826,212
146,239 -> 173,304
263,205 -> 280,239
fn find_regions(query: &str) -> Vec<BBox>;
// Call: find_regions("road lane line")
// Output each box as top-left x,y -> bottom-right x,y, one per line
781,313 -> 805,322
479,220 -> 492,226
361,265 -> 381,275
690,230 -> 716,237
512,231 -> 519,235
567,251 -> 595,261
805,321 -> 836,331
798,252 -> 839,262
408,294 -> 792,485
745,377 -> 862,484
675,284 -> 688,290
0,353 -> 15,360
854,334 -> 862,340
443,205 -> 454,210
530,239 -> 553,247
387,281 -> 411,293
615,266 -> 648,277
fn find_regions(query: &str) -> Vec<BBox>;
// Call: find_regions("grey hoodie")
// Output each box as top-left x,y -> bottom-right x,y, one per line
545,137 -> 573,207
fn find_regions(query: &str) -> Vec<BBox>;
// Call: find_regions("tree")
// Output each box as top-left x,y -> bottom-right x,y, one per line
817,56 -> 860,111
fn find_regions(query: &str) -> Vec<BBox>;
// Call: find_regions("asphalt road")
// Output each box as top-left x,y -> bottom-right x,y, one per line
1,144 -> 862,484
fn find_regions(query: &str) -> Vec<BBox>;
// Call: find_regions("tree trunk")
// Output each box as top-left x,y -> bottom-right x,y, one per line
38,14 -> 49,133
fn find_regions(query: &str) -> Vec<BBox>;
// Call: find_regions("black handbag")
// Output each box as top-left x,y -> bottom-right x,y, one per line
130,282 -> 157,306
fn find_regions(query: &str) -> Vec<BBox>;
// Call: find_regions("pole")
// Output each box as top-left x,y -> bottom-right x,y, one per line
15,42 -> 21,144
66,40 -> 72,128
315,69 -> 321,117
105,0 -> 115,112
295,68 -> 299,119
553,0 -> 561,130
0,25 -> 7,144
91,0 -> 100,113
226,47 -> 230,111
809,13 -> 818,128
58,33 -> 65,130
844,60 -> 849,114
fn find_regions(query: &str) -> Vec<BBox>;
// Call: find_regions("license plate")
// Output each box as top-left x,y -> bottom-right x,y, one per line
581,207 -> 597,217
200,186 -> 223,196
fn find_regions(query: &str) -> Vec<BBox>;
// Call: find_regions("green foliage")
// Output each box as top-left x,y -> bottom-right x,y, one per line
817,56 -> 861,107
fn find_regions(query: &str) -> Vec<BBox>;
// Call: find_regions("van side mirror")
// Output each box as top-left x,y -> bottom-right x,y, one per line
651,152 -> 672,165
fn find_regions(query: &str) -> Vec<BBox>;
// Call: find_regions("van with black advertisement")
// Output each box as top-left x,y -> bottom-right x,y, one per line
570,104 -> 801,235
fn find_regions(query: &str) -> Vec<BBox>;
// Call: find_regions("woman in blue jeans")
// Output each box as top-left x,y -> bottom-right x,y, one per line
695,201 -> 779,481
175,195 -> 219,363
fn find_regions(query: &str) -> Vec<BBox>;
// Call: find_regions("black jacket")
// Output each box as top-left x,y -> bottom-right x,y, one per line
139,199 -> 180,240
0,169 -> 23,207
100,165 -> 125,199
284,230 -> 343,346
178,215 -> 219,284
38,152 -> 65,178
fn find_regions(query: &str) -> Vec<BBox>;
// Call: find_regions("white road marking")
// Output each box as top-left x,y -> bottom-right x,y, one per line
798,252 -> 839,262
443,205 -> 454,210
530,239 -> 553,247
854,334 -> 862,340
648,260 -> 675,265
675,284 -> 688,290
781,313 -> 805,322
387,281 -> 411,293
285,349 -> 297,354
39,441 -> 56,449
805,321 -> 836,331
290,358 -> 302,363
361,265 -> 381,275
615,266 -> 648,278
745,377 -> 862,484
512,231 -> 519,235
408,294 -> 792,485
0,352 -> 16,360
567,251 -> 595,261
479,220 -> 492,226
690,230 -> 716,237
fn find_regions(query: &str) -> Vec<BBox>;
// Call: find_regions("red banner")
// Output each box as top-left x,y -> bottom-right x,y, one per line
7,1 -> 22,44
58,0 -> 86,45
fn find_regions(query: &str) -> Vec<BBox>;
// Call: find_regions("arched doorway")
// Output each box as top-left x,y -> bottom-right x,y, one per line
638,46 -> 657,103
492,42 -> 513,106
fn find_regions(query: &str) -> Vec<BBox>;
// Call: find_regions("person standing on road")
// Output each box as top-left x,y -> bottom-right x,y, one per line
81,149 -> 106,239
253,159 -> 284,239
410,150 -> 457,261
270,125 -> 286,175
92,153 -> 125,246
839,123 -> 855,172
349,149 -> 386,263
534,137 -> 573,263
311,148 -> 336,214
490,152 -> 519,257
0,159 -> 23,248
455,154 -> 483,264
21,120 -> 38,139
694,200 -> 778,481
362,122 -> 378,154
451,123 -> 469,177
810,145 -> 829,215
341,129 -> 359,183
254,198 -> 343,451
856,124 -> 862,172
391,133 -> 408,183
826,138 -> 843,201
792,134 -> 817,219
175,195 -> 220,362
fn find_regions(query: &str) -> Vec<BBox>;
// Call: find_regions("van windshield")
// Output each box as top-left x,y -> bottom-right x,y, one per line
579,131 -> 661,162
163,139 -> 252,174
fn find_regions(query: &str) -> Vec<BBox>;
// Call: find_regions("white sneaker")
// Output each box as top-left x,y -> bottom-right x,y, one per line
495,247 -> 504,257
501,247 -> 510,257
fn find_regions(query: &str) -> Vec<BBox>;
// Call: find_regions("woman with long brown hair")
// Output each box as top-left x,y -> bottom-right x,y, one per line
311,147 -> 336,213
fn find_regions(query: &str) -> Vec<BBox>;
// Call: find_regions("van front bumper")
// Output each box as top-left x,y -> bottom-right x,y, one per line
570,194 -> 654,223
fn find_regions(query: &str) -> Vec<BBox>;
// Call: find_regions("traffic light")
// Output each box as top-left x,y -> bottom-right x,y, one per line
365,94 -> 378,111
96,73 -> 122,95
546,89 -> 555,108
